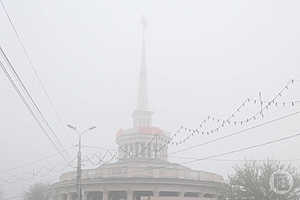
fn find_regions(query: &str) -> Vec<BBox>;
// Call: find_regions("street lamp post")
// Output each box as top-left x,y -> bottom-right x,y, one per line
67,124 -> 96,200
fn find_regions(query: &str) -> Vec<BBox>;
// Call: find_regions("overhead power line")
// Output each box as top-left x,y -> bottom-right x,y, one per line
120,79 -> 298,158
0,155 -> 76,185
0,145 -> 75,174
117,110 -> 300,160
0,46 -> 69,158
115,110 -> 300,161
0,2 -> 67,156
128,129 -> 300,177
182,130 -> 300,164
0,48 -> 69,164
2,195 -> 23,200
0,0 -> 65,126
169,155 -> 300,162
170,79 -> 297,146
170,110 -> 300,155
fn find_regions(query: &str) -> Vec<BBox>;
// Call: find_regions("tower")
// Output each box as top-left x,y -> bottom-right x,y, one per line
132,17 -> 153,129
116,18 -> 169,162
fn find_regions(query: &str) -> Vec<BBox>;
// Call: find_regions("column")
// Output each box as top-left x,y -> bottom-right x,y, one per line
83,191 -> 87,200
165,147 -> 168,160
118,146 -> 123,160
51,194 -> 57,200
179,191 -> 185,198
127,190 -> 133,200
141,142 -> 145,158
139,143 -> 143,158
158,144 -> 162,160
133,143 -> 136,159
153,191 -> 159,197
123,145 -> 128,159
145,144 -> 149,159
67,193 -> 72,200
137,143 -> 140,158
135,143 -> 139,158
130,144 -> 134,158
153,143 -> 156,159
103,191 -> 108,200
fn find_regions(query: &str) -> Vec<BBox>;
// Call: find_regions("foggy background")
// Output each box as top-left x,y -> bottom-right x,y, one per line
1,0 -> 300,199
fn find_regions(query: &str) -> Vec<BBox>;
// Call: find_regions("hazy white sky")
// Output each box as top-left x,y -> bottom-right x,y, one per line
1,0 -> 300,198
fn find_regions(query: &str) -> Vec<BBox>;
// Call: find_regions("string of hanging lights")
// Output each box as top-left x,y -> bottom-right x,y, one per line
116,79 -> 299,158
167,79 -> 298,146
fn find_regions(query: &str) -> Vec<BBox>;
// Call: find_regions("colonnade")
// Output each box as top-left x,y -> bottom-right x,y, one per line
56,190 -> 213,200
118,142 -> 168,161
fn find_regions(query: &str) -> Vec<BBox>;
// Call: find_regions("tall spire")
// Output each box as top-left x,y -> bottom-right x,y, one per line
132,17 -> 153,128
137,17 -> 148,111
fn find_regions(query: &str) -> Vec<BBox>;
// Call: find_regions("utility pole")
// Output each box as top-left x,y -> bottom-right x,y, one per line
77,135 -> 82,200
67,124 -> 96,200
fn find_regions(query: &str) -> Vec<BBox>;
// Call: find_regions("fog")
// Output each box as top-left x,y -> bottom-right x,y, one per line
1,0 -> 300,199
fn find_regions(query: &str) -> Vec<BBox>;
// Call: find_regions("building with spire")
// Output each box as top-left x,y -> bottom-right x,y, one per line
117,18 -> 168,162
51,19 -> 225,200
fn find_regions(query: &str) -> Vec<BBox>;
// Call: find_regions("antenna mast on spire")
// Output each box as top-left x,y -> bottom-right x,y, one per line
137,17 -> 148,111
